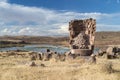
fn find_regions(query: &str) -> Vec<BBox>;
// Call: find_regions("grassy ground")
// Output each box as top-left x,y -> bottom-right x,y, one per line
0,55 -> 120,80
0,32 -> 120,80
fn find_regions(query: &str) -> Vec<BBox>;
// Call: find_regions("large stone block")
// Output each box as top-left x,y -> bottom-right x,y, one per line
71,49 -> 92,56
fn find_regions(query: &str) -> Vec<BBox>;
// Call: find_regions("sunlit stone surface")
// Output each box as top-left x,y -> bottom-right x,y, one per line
69,18 -> 96,56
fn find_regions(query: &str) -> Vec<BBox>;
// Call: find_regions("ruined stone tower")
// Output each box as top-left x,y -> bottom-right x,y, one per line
69,18 -> 96,56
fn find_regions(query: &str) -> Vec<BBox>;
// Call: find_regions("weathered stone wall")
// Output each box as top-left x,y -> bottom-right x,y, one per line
69,18 -> 96,56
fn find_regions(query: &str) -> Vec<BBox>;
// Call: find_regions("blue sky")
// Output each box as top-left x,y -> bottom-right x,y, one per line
0,0 -> 120,36
8,0 -> 120,13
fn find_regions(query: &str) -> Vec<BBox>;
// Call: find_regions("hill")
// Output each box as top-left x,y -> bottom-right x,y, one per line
0,32 -> 120,47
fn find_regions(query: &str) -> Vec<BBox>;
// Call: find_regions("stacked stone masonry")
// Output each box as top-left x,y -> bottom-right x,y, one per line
69,18 -> 96,56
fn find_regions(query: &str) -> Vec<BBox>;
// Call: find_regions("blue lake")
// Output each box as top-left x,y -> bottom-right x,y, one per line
0,45 -> 99,54
0,45 -> 70,53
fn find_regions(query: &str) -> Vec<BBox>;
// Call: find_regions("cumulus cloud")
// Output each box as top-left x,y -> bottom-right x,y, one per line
97,24 -> 120,31
0,1 -> 120,36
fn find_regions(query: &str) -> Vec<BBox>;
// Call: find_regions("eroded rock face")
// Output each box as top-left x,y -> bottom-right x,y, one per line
69,18 -> 96,56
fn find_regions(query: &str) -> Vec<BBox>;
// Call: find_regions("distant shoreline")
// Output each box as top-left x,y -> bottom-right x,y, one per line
0,32 -> 120,48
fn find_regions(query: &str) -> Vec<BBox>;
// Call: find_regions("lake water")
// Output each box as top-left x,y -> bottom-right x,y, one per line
0,45 -> 99,54
0,45 -> 70,53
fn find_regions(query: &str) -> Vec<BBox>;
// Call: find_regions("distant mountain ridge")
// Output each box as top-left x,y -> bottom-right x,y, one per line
0,32 -> 120,46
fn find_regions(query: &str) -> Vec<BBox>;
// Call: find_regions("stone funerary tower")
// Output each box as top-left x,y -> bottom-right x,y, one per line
69,18 -> 96,56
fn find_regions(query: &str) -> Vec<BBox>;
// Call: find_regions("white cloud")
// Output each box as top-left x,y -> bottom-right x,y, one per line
0,1 -> 120,36
1,28 -> 12,35
59,24 -> 68,34
2,28 -> 8,33
48,24 -> 69,35
97,24 -> 120,31
18,27 -> 32,34
0,2 -> 106,25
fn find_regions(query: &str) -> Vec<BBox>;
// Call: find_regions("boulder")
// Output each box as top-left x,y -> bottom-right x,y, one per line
106,46 -> 120,59
106,47 -> 114,55
30,54 -> 37,60
29,62 -> 37,67
89,54 -> 96,64
40,63 -> 45,67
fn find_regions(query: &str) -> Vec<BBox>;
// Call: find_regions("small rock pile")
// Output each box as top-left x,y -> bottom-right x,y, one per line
72,33 -> 90,49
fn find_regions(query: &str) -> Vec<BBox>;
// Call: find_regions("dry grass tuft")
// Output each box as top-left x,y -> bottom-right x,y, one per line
100,62 -> 114,74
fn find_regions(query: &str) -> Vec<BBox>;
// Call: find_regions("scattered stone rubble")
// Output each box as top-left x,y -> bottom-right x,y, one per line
29,49 -> 96,62
97,46 -> 120,59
